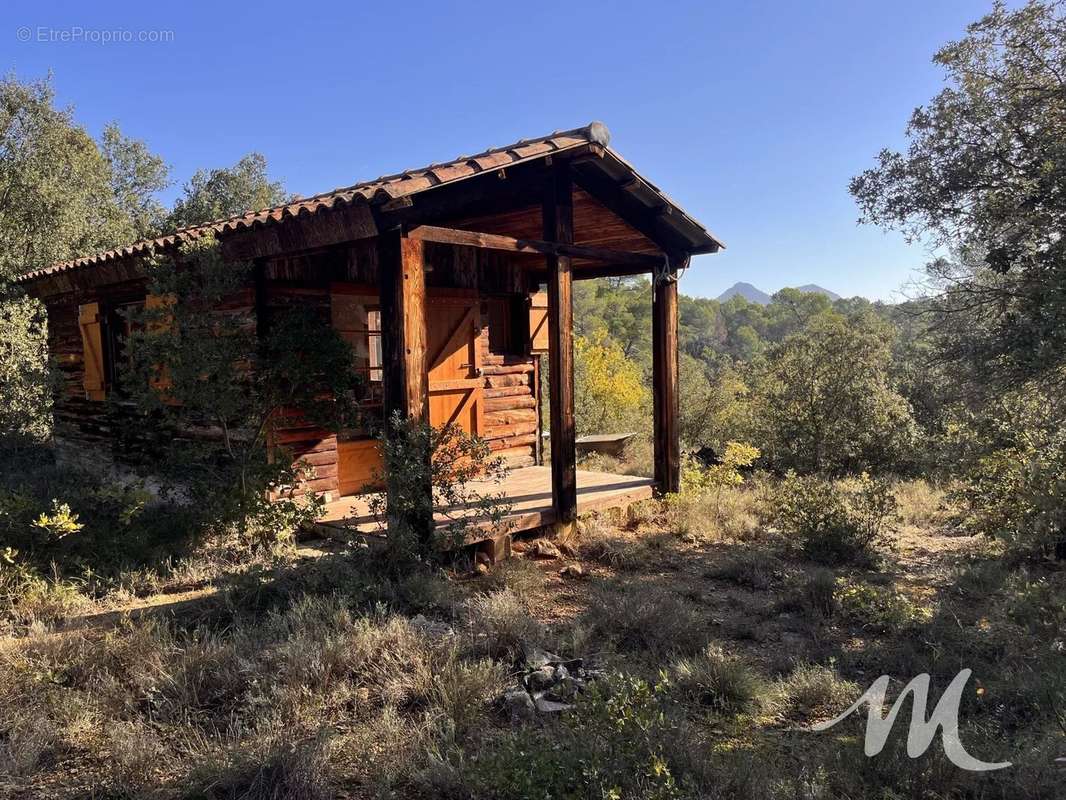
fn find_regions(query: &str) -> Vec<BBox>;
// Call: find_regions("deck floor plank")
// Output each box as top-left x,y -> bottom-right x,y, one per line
314,465 -> 655,540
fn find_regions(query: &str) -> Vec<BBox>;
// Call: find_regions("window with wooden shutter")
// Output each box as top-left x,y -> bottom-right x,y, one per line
78,302 -> 106,401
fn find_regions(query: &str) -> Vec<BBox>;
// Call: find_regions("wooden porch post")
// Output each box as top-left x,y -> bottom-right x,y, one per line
543,162 -> 578,525
378,230 -> 428,421
653,262 -> 681,494
377,228 -> 432,541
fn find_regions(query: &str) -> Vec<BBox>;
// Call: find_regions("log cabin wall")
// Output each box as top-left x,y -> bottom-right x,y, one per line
263,237 -> 540,499
37,235 -> 540,499
42,273 -> 258,463
45,276 -> 155,456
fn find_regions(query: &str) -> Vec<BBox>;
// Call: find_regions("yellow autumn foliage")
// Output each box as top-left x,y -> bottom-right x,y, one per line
573,330 -> 650,435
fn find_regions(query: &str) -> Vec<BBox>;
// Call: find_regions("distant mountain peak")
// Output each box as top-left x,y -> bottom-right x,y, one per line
793,284 -> 841,301
716,282 -> 841,305
717,282 -> 772,305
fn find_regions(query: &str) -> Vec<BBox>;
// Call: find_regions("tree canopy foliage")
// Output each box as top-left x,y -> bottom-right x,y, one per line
0,73 -> 291,456
852,0 -> 1066,389
0,75 -> 168,282
167,153 -> 290,229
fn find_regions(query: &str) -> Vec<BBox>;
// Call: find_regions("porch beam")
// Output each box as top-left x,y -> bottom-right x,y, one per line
406,224 -> 663,269
526,262 -> 660,283
543,162 -> 578,524
652,263 -> 681,494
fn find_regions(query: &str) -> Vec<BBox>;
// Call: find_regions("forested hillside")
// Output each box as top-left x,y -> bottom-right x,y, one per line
577,280 -> 940,474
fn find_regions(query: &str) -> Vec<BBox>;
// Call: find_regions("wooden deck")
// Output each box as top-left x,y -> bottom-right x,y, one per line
313,465 -> 655,541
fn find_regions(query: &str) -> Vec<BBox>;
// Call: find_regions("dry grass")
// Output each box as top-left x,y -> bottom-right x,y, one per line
582,584 -> 708,657
577,516 -> 649,570
1,474 -> 1062,800
772,663 -> 860,721
894,479 -> 952,528
671,644 -> 765,715
459,589 -> 543,659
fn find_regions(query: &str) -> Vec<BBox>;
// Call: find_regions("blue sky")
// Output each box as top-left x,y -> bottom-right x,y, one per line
5,1 -> 1005,301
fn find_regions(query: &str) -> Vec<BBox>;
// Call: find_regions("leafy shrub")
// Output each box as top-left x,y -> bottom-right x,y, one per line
834,579 -> 931,633
0,293 -> 53,453
682,442 -> 760,513
775,472 -> 897,565
671,645 -> 765,716
1002,572 -> 1066,636
468,674 -> 682,800
947,388 -> 1066,557
0,463 -> 200,623
365,413 -> 510,568
123,236 -> 363,551
31,500 -> 84,540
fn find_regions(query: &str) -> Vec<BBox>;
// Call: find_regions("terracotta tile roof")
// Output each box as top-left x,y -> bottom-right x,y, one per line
18,121 -> 720,283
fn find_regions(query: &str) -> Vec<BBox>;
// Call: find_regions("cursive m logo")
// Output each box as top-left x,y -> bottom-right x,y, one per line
812,669 -> 1011,771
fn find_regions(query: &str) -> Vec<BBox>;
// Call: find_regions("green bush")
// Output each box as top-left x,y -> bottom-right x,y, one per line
364,413 -> 511,569
468,674 -> 683,800
0,463 -> 199,622
947,388 -> 1066,558
834,579 -> 931,633
122,236 -> 363,551
775,472 -> 897,565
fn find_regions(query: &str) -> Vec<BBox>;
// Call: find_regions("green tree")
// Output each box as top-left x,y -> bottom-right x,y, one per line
573,330 -> 650,436
0,74 -> 167,450
100,122 -> 170,241
123,236 -> 362,547
852,1 -> 1066,389
0,295 -> 52,450
678,354 -> 752,450
0,75 -> 149,279
750,312 -> 917,474
944,385 -> 1066,557
168,153 -> 290,228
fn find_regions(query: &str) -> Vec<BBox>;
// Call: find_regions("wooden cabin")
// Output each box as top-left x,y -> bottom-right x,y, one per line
17,122 -> 723,550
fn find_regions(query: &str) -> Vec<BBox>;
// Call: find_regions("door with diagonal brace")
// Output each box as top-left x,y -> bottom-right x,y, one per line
426,290 -> 484,437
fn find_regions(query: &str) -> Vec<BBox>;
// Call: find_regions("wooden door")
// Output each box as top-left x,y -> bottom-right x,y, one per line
426,291 -> 484,436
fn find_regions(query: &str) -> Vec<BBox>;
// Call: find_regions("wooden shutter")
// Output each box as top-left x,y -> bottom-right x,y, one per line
529,290 -> 549,354
78,302 -> 106,401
